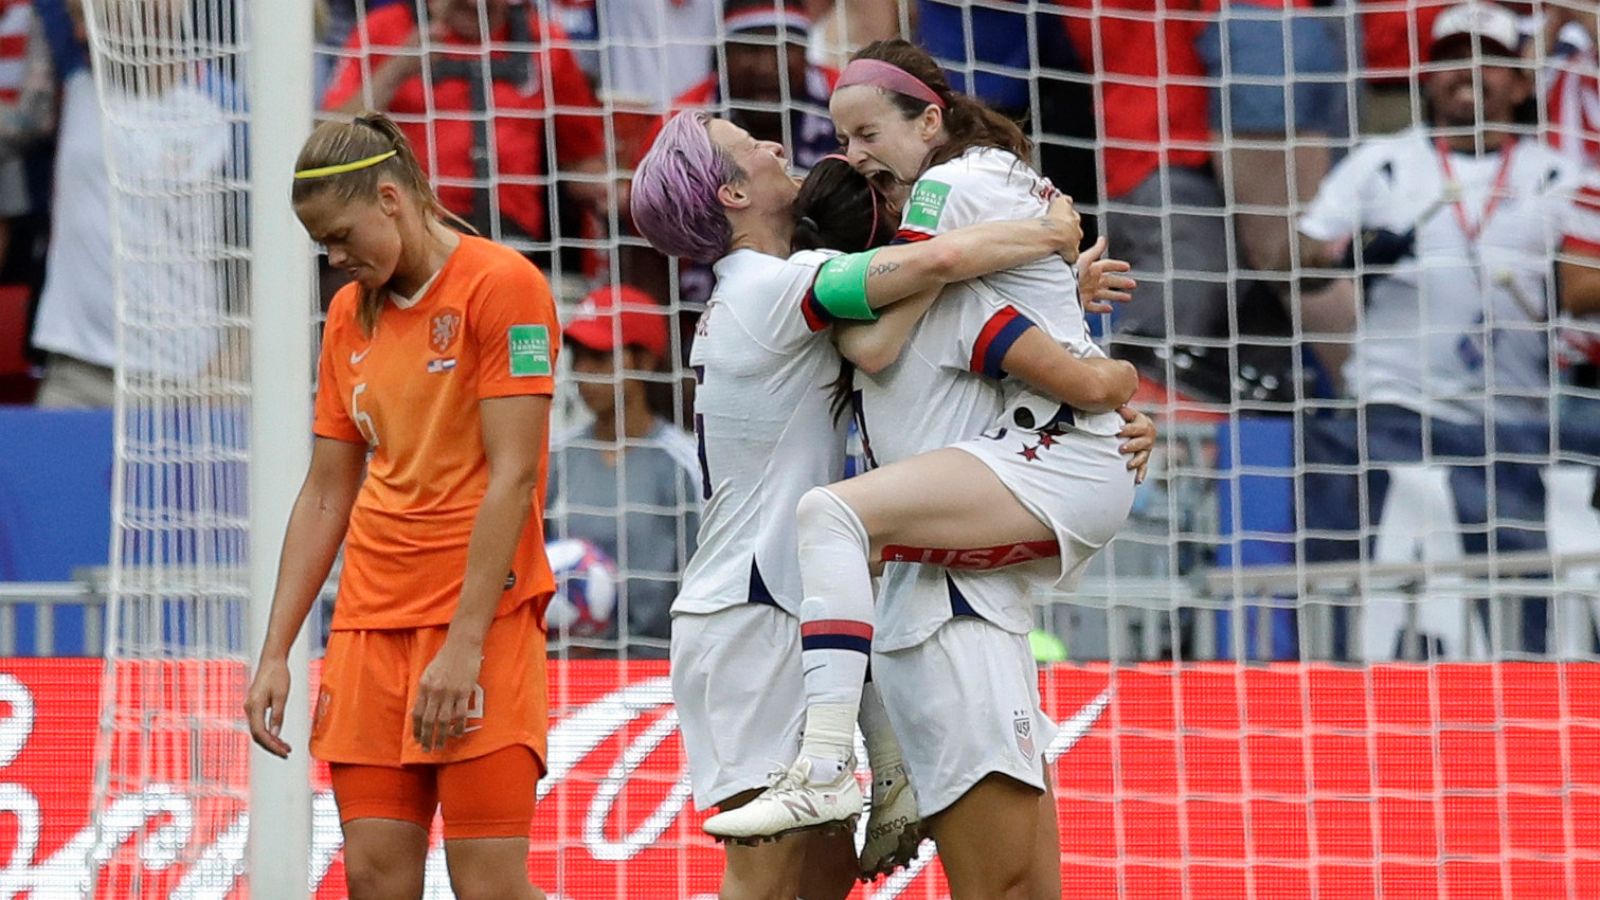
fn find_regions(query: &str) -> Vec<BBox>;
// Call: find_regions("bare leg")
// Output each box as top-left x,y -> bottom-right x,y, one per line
1031,769 -> 1063,900
718,788 -> 854,900
341,818 -> 429,900
927,774 -> 1042,900
444,836 -> 540,900
828,449 -> 1053,558
799,829 -> 859,900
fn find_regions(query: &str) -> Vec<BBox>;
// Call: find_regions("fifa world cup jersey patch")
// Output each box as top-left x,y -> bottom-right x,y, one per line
508,324 -> 552,377
904,180 -> 951,230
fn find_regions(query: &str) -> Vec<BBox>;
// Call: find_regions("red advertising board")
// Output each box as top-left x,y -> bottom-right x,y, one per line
0,660 -> 1597,898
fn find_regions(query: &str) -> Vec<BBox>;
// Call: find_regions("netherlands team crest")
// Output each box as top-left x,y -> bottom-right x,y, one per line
1014,711 -> 1035,761
431,311 -> 463,354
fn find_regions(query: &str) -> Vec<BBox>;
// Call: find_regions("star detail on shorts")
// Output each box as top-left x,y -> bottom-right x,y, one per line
1018,444 -> 1040,462
1037,433 -> 1057,449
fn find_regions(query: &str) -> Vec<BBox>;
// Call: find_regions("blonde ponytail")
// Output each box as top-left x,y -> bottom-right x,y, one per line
293,112 -> 478,335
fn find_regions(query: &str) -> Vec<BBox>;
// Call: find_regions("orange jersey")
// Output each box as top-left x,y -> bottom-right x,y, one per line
314,235 -> 558,630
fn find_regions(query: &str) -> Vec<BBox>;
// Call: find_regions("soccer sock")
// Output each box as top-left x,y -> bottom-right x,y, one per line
795,486 -> 875,782
859,677 -> 903,776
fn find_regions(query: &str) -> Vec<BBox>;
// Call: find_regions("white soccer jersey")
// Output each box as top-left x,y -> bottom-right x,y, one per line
1299,128 -> 1582,424
854,282 -> 1045,651
673,249 -> 849,618
895,146 -> 1123,437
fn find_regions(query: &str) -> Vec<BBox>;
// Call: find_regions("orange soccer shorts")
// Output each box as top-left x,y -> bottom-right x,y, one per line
328,745 -> 539,839
312,601 -> 549,835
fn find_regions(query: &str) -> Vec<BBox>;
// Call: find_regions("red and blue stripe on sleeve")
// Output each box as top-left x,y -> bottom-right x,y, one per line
969,305 -> 1036,379
800,273 -> 831,332
800,619 -> 874,655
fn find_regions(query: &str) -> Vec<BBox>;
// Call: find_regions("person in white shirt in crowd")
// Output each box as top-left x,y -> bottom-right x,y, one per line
1299,1 -> 1600,429
0,0 -> 54,270
31,0 -> 239,408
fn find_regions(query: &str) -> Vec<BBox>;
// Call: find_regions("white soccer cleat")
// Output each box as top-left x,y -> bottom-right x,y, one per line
703,757 -> 862,841
859,762 -> 923,879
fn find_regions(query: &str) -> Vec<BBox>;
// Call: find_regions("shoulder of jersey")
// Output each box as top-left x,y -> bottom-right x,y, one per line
922,146 -> 1030,190
466,235 -> 547,283
1366,128 -> 1429,159
787,248 -> 842,267
1515,139 -> 1581,187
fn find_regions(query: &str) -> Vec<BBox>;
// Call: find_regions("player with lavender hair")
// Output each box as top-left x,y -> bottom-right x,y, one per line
633,109 -> 1092,897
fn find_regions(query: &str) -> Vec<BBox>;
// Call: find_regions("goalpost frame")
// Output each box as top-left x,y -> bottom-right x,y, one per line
247,0 -> 316,893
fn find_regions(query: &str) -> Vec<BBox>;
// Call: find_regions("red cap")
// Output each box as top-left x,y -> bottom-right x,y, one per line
564,285 -> 670,360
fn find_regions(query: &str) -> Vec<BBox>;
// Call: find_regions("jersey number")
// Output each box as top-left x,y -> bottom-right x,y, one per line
692,366 -> 711,500
352,383 -> 379,446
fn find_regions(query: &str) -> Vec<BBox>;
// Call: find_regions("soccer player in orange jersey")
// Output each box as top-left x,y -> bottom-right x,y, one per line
244,114 -> 558,900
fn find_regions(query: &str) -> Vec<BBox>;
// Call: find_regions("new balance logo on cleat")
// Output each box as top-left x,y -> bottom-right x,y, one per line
781,795 -> 819,823
703,756 -> 863,841
859,762 -> 922,879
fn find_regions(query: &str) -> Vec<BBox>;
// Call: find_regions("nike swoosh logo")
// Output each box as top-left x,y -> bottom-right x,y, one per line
349,347 -> 371,365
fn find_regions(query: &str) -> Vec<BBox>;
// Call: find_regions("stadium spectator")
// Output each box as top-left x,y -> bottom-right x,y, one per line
673,0 -> 836,171
1294,3 -> 1600,658
322,0 -> 609,245
0,0 -> 53,271
1360,0 -> 1450,135
625,0 -> 838,312
551,0 -> 717,111
549,0 -> 718,183
30,0 -> 238,408
1536,5 -> 1600,426
547,285 -> 699,658
1198,0 -> 1346,281
1059,0 -> 1235,394
802,0 -> 902,71
1539,4 -> 1600,169
1299,1 -> 1596,425
917,3 -> 1089,223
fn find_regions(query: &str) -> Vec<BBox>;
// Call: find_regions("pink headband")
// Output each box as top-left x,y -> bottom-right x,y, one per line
818,153 -> 880,250
835,59 -> 946,110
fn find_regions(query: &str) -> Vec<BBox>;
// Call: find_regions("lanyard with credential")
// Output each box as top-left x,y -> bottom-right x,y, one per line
1434,137 -> 1517,243
1434,138 -> 1543,315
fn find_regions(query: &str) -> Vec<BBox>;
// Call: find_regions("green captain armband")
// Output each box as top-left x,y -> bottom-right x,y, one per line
812,249 -> 882,321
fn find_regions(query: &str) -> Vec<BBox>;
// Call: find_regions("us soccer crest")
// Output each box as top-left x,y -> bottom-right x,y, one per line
431,311 -> 462,354
1014,711 -> 1035,761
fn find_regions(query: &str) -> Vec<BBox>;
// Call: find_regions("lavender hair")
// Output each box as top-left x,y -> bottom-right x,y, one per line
630,112 -> 744,264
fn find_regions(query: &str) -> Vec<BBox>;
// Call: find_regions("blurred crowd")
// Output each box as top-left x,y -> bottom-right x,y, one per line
1,0 -> 1597,658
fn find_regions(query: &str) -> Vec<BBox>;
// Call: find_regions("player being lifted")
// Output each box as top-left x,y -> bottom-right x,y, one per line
784,156 -> 1146,895
705,41 -> 1147,890
244,114 -> 558,900
629,110 -> 1106,898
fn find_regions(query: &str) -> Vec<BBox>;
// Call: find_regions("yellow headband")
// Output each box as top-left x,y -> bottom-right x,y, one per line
293,150 -> 398,180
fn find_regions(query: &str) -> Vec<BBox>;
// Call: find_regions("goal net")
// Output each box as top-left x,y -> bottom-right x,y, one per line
81,0 -> 255,896
60,0 -> 1600,896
